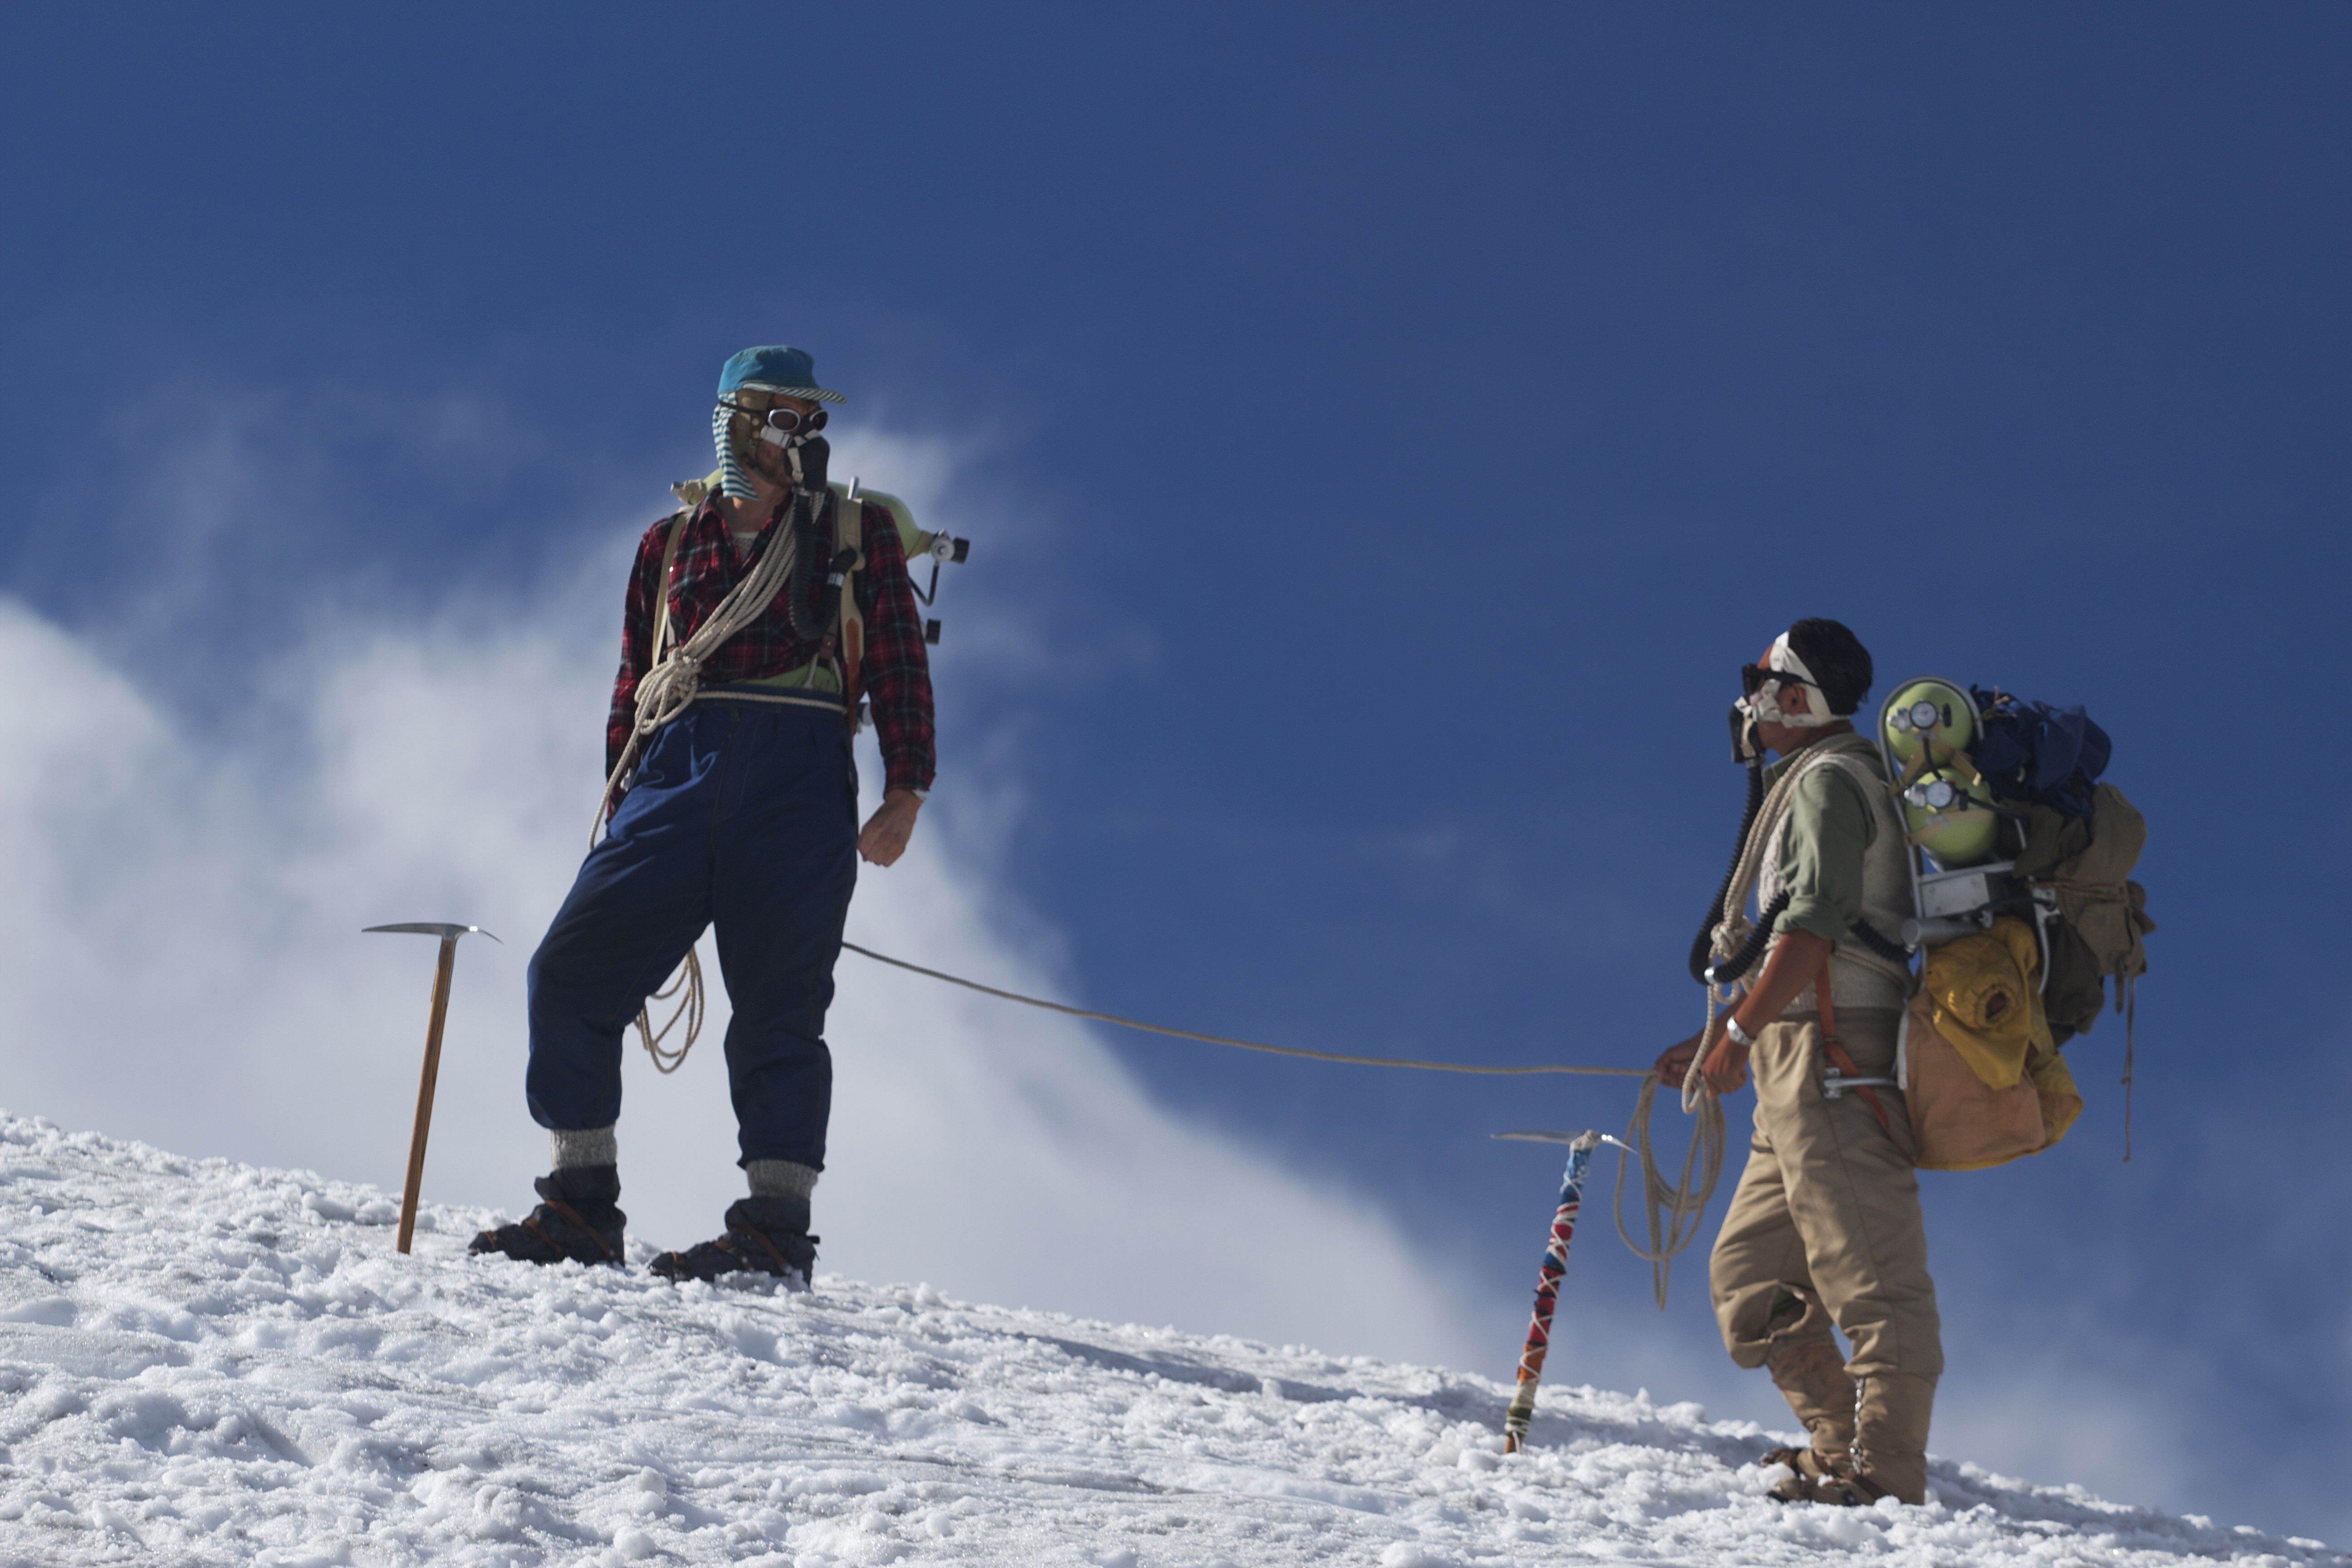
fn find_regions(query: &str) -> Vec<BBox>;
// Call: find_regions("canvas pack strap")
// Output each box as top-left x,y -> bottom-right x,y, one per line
652,507 -> 692,657
836,491 -> 868,719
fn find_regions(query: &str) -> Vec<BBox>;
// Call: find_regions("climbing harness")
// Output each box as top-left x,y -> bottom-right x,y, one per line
1687,731 -> 1911,1114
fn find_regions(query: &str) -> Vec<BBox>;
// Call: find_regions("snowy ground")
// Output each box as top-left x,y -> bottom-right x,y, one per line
0,1112 -> 2337,1568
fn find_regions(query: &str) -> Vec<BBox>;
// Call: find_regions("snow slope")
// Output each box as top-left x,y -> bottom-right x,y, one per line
0,1112 -> 2336,1568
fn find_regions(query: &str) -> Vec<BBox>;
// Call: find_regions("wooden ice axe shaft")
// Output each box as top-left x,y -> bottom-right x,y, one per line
364,923 -> 499,1255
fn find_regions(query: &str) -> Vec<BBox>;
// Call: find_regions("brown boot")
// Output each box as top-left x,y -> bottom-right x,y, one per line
1758,1444 -> 1842,1503
1764,1337 -> 1855,1477
1848,1371 -> 1936,1505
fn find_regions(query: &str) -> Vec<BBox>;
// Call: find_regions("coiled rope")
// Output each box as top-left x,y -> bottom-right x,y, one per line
589,489 -> 813,848
635,948 -> 704,1074
1614,1071 -> 1726,1308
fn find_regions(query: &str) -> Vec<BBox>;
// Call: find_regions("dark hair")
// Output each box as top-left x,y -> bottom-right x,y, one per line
1786,618 -> 1873,716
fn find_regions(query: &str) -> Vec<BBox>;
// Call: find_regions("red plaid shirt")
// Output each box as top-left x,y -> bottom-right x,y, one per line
607,494 -> 936,796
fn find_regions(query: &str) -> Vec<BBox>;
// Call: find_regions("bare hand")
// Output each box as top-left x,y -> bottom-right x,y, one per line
1654,1033 -> 1703,1092
858,789 -> 922,867
1700,1019 -> 1751,1095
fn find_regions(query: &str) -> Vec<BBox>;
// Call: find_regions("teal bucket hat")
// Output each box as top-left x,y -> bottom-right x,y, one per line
717,346 -> 844,404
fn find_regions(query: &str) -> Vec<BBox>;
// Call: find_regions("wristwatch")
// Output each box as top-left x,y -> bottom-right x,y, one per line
1722,1014 -> 1757,1049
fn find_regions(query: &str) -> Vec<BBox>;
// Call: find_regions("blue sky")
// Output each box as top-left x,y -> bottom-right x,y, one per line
4,3 -> 2348,1545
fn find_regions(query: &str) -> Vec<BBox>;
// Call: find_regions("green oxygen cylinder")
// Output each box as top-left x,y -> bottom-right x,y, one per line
1880,677 -> 2000,869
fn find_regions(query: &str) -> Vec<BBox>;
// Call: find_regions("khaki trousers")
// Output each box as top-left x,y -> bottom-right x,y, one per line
1710,1009 -> 1943,1382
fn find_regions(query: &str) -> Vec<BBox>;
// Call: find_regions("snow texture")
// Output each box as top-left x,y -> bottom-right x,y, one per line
0,1112 -> 2337,1568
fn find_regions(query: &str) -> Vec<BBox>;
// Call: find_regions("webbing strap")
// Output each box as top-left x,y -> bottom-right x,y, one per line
652,507 -> 692,657
697,688 -> 846,717
1817,964 -> 1915,1164
837,492 -> 867,725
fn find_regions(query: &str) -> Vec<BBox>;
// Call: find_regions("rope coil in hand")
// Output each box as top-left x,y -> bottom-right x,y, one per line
1615,1071 -> 1725,1308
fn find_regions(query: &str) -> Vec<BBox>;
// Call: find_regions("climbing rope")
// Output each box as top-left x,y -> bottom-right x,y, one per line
836,943 -> 1650,1077
619,942 -> 1655,1078
626,939 -> 1724,1293
633,948 -> 704,1073
1614,1068 -> 1726,1308
589,490 -> 813,847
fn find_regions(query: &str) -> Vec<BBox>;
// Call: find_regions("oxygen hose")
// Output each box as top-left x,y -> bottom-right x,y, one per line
782,488 -> 830,642
1844,918 -> 1911,966
1687,761 -> 1767,983
1705,891 -> 1788,985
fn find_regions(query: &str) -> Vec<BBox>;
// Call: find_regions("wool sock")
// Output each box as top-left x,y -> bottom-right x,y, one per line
549,1125 -> 617,1170
745,1160 -> 818,1200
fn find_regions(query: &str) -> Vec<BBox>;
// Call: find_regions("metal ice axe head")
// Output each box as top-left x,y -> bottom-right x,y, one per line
364,922 -> 500,1254
364,923 -> 501,944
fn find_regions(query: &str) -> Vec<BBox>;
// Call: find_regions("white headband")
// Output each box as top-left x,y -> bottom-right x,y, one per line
1742,632 -> 1836,729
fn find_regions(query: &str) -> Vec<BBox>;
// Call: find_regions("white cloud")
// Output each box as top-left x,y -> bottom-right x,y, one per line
0,425 -> 1480,1369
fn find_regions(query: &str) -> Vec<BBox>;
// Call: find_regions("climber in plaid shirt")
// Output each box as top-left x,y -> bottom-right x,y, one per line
475,345 -> 934,1287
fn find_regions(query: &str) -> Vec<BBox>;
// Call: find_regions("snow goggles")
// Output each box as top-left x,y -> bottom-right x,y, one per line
720,399 -> 828,435
1739,663 -> 1820,698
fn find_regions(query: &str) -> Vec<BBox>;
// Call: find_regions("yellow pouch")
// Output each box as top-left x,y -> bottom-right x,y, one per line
1922,918 -> 2053,1090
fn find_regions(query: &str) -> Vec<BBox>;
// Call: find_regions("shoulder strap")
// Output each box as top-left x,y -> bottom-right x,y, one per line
1812,746 -> 1901,828
650,507 -> 692,658
837,493 -> 869,719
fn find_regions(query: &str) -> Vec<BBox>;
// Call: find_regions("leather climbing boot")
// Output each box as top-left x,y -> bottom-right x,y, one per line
1759,1443 -> 1845,1503
649,1196 -> 818,1287
469,1166 -> 627,1267
1759,1335 -> 1856,1496
1845,1371 -> 1936,1505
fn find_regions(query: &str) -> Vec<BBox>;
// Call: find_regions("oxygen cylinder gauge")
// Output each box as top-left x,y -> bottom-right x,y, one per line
838,479 -> 969,647
1879,677 -> 1999,870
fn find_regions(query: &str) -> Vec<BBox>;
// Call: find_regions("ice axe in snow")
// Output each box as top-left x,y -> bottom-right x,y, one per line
1489,1128 -> 1628,1452
364,923 -> 500,1254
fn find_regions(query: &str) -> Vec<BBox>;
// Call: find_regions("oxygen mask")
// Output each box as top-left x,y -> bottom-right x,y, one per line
1726,703 -> 1761,764
724,399 -> 831,492
786,433 -> 830,494
1729,631 -> 1837,747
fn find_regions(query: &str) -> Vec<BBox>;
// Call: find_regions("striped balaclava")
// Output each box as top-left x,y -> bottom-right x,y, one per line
713,346 -> 844,500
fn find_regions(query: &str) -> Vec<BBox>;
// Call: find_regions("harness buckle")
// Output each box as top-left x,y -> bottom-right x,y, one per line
1822,1070 -> 1897,1101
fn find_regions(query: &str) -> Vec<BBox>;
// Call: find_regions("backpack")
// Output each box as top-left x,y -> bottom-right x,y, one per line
1875,676 -> 2154,1164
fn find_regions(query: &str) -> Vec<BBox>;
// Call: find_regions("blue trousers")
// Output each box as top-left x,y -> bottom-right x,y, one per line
525,694 -> 858,1170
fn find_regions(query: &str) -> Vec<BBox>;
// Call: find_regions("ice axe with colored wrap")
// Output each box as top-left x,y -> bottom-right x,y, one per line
1488,1127 -> 1630,1452
364,923 -> 499,1254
